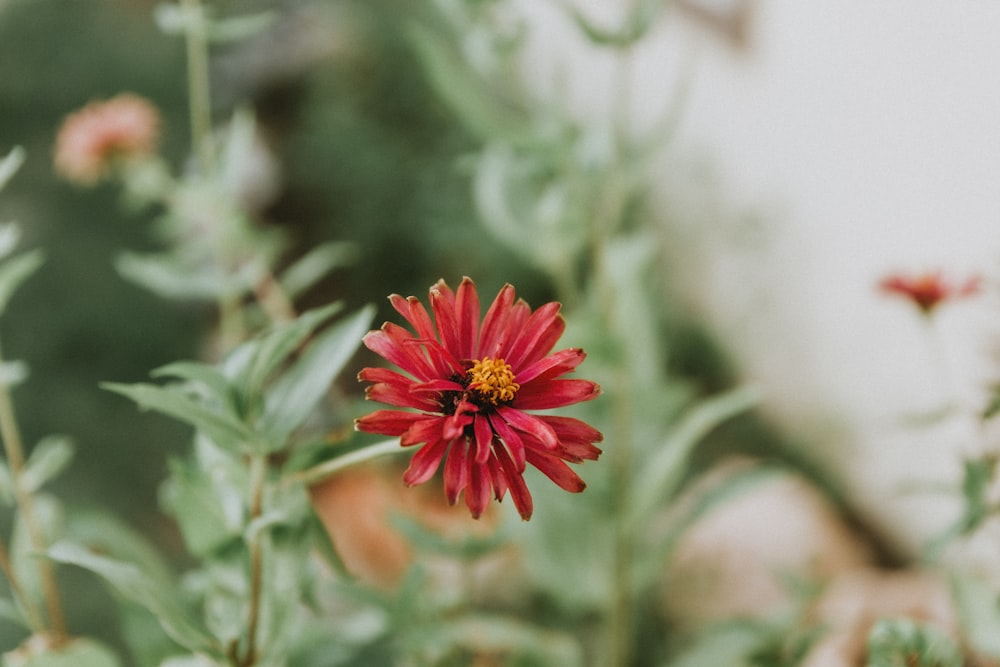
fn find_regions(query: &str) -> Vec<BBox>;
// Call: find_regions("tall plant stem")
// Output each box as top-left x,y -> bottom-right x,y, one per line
0,536 -> 44,633
179,0 -> 215,174
236,453 -> 267,667
0,345 -> 66,643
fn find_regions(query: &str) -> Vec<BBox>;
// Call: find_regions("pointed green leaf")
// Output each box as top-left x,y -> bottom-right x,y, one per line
239,301 -> 344,397
159,456 -> 243,557
102,382 -> 253,454
0,147 -> 25,192
206,11 -> 276,43
278,242 -> 358,300
2,637 -> 122,667
21,436 -> 74,493
0,250 -> 44,317
0,224 -> 23,261
46,542 -> 218,655
151,361 -> 238,414
629,385 -> 759,530
263,305 -> 374,444
114,252 -> 223,301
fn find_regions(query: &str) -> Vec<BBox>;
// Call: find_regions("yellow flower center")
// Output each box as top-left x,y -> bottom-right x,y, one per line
466,357 -> 519,405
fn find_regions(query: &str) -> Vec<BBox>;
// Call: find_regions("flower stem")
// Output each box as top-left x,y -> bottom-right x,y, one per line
179,0 -> 215,174
289,439 -> 404,487
236,453 -> 267,667
0,345 -> 66,643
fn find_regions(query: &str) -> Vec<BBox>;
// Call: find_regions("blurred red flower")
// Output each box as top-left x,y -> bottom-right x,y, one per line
879,270 -> 981,315
356,277 -> 602,520
54,93 -> 160,185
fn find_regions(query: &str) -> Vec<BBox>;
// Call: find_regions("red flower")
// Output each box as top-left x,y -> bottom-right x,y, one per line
356,278 -> 602,520
879,270 -> 981,315
54,94 -> 160,185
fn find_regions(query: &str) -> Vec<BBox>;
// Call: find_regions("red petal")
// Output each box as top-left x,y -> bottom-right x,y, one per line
455,277 -> 480,360
489,412 -> 526,471
365,382 -> 441,410
505,301 -> 564,369
525,448 -> 587,493
516,348 -> 586,385
430,281 -> 461,357
401,416 -> 445,447
478,284 -> 515,358
538,415 -> 604,446
496,444 -> 533,520
465,456 -> 491,519
473,413 -> 494,465
402,438 -> 450,485
513,379 -> 601,410
497,406 -> 559,449
363,325 -> 434,380
389,294 -> 437,341
494,299 -> 530,359
487,453 -> 507,501
355,410 -> 425,436
444,438 -> 469,505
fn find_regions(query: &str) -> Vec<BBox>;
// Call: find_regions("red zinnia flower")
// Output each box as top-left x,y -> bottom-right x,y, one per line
54,93 -> 160,185
879,270 -> 981,315
355,277 -> 603,520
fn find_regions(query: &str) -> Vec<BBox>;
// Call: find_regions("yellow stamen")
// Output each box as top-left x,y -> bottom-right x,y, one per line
467,357 -> 519,405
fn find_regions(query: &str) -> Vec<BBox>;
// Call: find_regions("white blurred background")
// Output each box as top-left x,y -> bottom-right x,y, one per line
519,0 -> 1000,552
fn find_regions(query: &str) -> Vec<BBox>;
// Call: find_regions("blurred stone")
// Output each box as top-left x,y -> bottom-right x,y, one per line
661,462 -> 875,629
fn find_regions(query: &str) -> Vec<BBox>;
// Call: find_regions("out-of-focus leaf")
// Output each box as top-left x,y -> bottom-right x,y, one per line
206,11 -> 276,43
102,382 -> 254,454
0,147 -> 25,192
389,514 -> 508,561
2,637 -> 122,667
628,385 -> 759,530
262,305 -> 374,444
152,3 -> 189,36
46,542 -> 218,655
561,0 -> 662,47
151,361 -> 239,415
866,617 -> 963,667
114,252 -> 223,301
666,623 -> 762,667
278,242 -> 358,300
160,457 -> 242,557
0,360 -> 29,387
0,460 -> 14,505
21,436 -> 74,494
65,510 -> 177,592
950,571 -> 1000,659
0,250 -> 44,317
0,224 -> 23,260
407,23 -> 527,143
158,656 -> 217,667
0,596 -> 26,628
11,493 -> 62,617
429,614 -> 583,666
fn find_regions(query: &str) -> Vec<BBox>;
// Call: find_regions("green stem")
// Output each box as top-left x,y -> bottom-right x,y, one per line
179,0 -> 215,174
236,453 -> 267,667
0,345 -> 66,643
0,536 -> 44,634
289,439 -> 404,487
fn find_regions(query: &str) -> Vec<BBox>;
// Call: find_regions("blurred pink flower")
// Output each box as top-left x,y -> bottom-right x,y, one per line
879,270 -> 981,315
54,93 -> 160,184
356,277 -> 602,520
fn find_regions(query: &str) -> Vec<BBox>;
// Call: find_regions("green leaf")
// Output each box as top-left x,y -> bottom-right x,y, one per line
0,596 -> 27,628
262,305 -> 374,444
561,0 -> 662,47
0,360 -> 29,387
0,146 -> 25,192
151,361 -> 239,415
628,385 -> 759,530
114,252 -> 224,301
237,301 -> 345,401
866,617 -> 963,667
159,455 -> 243,557
278,242 -> 358,300
206,11 -> 276,43
950,572 -> 1000,659
11,493 -> 62,619
2,637 -> 122,667
46,542 -> 218,655
429,614 -> 583,666
0,460 -> 14,505
0,224 -> 23,260
102,382 -> 253,454
0,250 -> 44,317
407,24 -> 528,143
21,436 -> 74,494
